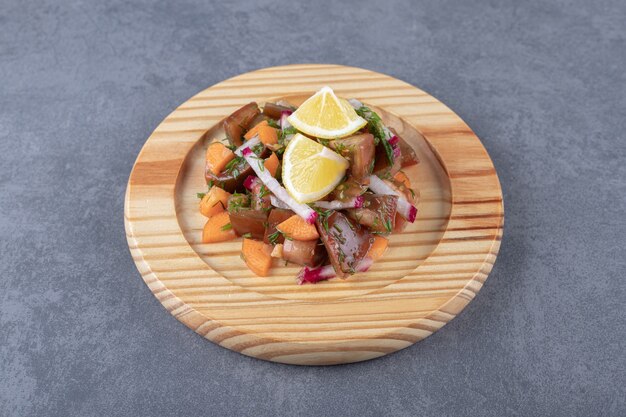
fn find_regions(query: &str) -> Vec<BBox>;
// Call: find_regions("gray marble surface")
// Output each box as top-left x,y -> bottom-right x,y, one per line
1,1 -> 625,416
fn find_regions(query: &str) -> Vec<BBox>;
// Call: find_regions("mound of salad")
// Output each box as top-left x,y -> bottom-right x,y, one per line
198,87 -> 419,284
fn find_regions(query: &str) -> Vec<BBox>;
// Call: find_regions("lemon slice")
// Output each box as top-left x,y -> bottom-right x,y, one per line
287,86 -> 367,139
282,133 -> 349,203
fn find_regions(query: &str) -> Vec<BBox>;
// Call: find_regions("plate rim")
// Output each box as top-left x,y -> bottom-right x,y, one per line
125,64 -> 504,365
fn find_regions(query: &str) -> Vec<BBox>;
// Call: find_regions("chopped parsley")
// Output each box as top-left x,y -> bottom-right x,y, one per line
384,218 -> 393,233
220,222 -> 232,231
267,230 -> 281,245
196,192 -> 206,199
267,119 -> 280,128
258,184 -> 270,198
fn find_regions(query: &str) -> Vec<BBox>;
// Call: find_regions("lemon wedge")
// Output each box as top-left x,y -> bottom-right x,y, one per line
287,86 -> 367,139
282,133 -> 349,203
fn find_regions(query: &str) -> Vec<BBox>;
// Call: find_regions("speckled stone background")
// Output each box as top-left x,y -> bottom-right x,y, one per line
1,0 -> 624,416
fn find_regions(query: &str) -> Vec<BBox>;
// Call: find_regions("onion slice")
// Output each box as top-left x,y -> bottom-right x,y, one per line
368,175 -> 417,222
270,195 -> 291,209
234,136 -> 261,157
313,196 -> 364,210
297,257 -> 374,284
241,146 -> 318,224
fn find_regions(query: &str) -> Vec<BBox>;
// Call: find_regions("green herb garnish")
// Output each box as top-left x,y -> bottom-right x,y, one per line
220,223 -> 232,231
267,119 -> 280,128
197,192 -> 206,199
356,105 -> 394,165
268,230 -> 281,245
258,184 -> 270,198
384,218 -> 393,233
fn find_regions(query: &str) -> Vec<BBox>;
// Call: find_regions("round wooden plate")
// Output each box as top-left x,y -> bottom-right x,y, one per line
125,64 -> 503,365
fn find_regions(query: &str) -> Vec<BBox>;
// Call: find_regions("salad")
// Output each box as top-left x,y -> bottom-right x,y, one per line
198,87 -> 419,284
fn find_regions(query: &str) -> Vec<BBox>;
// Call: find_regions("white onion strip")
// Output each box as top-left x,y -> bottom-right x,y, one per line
241,147 -> 318,224
270,195 -> 291,209
234,136 -> 260,157
313,196 -> 364,210
368,175 -> 417,222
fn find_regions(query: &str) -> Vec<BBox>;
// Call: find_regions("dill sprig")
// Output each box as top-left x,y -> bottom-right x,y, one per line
355,105 -> 394,165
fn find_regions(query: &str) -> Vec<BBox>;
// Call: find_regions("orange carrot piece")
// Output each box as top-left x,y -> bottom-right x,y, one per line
206,142 -> 235,175
276,215 -> 320,241
393,171 -> 411,189
244,120 -> 268,140
199,186 -> 231,217
367,236 -> 389,260
241,238 -> 273,277
258,124 -> 278,146
264,152 -> 280,177
202,212 -> 236,243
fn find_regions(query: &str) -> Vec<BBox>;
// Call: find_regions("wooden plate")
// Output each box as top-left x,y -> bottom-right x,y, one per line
125,64 -> 503,365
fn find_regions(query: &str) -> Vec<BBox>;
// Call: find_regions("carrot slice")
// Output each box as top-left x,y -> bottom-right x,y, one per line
244,120 -> 268,140
242,238 -> 273,277
264,152 -> 280,177
367,236 -> 389,260
199,186 -> 231,217
393,171 -> 411,189
276,215 -> 320,241
206,142 -> 235,175
202,212 -> 236,243
258,125 -> 278,146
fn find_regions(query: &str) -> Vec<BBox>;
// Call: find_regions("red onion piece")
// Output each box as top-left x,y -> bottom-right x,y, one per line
297,257 -> 374,284
234,136 -> 260,157
243,175 -> 258,191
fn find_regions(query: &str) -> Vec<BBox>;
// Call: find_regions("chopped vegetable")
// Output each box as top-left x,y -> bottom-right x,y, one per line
202,212 -> 237,243
258,125 -> 278,146
264,152 -> 280,177
223,102 -> 260,147
366,236 -> 389,260
368,175 -> 417,222
205,142 -> 235,175
297,257 -> 373,284
244,120 -> 268,140
276,215 -> 320,241
329,133 -> 375,182
393,171 -> 411,189
263,102 -> 294,119
391,129 -> 420,168
269,195 -> 291,210
354,104 -> 395,165
234,136 -> 261,157
313,196 -> 364,210
316,211 -> 372,277
263,208 -> 294,245
331,176 -> 368,201
199,186 -> 231,217
346,194 -> 398,233
271,243 -> 284,258
241,238 -> 273,277
282,239 -> 325,266
228,208 -> 268,240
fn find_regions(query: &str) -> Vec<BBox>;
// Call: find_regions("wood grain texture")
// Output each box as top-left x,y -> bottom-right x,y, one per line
125,64 -> 504,365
